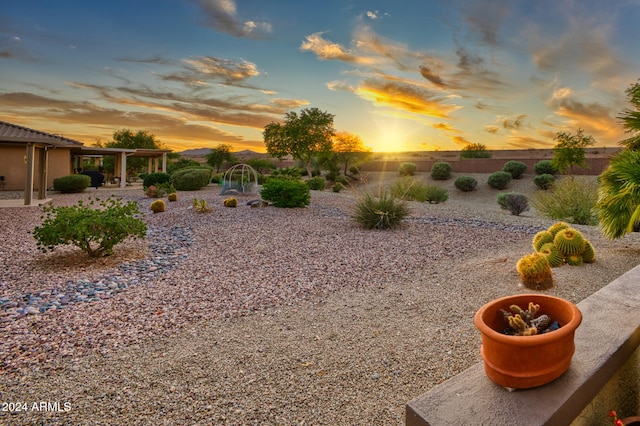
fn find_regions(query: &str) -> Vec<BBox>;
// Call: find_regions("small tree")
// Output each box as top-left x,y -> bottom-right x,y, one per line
33,197 -> 147,258
460,143 -> 492,159
206,144 -> 236,173
551,128 -> 595,174
96,129 -> 164,177
332,131 -> 371,177
263,107 -> 335,177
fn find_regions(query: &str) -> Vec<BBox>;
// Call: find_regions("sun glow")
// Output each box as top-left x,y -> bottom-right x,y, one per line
370,117 -> 415,152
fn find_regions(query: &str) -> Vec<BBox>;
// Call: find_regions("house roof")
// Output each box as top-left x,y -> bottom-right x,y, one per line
0,120 -> 84,147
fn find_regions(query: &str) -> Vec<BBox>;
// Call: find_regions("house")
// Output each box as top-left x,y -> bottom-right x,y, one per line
0,121 -> 171,205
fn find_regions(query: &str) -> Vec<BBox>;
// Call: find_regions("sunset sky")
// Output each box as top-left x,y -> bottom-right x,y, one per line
2,1 -> 640,153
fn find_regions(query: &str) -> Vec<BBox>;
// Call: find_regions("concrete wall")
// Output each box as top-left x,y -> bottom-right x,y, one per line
0,146 -> 72,191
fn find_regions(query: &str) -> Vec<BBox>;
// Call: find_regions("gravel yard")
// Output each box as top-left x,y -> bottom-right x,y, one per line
1,172 -> 639,425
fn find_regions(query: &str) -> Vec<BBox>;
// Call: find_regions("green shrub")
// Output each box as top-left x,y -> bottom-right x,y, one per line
430,162 -> 452,180
503,161 -> 527,179
424,185 -> 448,204
487,171 -> 512,189
260,179 -> 310,208
211,173 -> 223,184
532,177 -> 598,225
399,162 -> 417,176
352,192 -> 409,229
53,174 -> 91,193
390,177 -> 426,201
331,182 -> 345,193
306,176 -> 326,190
144,182 -> 175,198
325,171 -> 338,182
533,173 -> 556,190
460,143 -> 492,158
269,167 -> 302,181
497,192 -> 529,216
349,165 -> 361,175
534,160 -> 557,176
334,175 -> 349,185
454,176 -> 477,192
172,167 -> 212,191
143,172 -> 171,189
33,196 -> 147,258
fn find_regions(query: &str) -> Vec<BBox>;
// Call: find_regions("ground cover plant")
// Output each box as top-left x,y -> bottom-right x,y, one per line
532,177 -> 598,225
33,196 -> 147,257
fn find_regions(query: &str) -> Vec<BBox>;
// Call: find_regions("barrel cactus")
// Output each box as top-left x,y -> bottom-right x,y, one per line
538,243 -> 564,268
516,252 -> 554,290
532,231 -> 554,252
582,241 -> 596,263
150,199 -> 166,213
223,197 -> 238,207
565,254 -> 584,266
168,192 -> 178,202
547,221 -> 570,237
553,228 -> 586,255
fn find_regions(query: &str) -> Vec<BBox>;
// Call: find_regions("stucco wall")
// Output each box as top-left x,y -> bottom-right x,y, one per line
0,146 -> 72,191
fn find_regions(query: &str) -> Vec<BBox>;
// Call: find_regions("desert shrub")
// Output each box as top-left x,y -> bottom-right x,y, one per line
332,182 -> 345,193
534,160 -> 557,176
534,174 -> 556,190
352,192 -> 409,229
460,143 -> 492,158
454,176 -> 477,192
325,171 -> 338,182
391,177 -> 425,201
487,171 -> 512,190
33,196 -> 147,258
349,165 -> 361,175
532,177 -> 598,225
497,192 -> 529,216
211,173 -> 223,184
269,167 -> 302,181
260,179 -> 310,208
172,167 -> 211,191
144,183 -> 174,198
424,185 -> 448,204
53,174 -> 91,193
150,199 -> 166,213
334,175 -> 349,185
192,198 -> 211,213
503,161 -> 527,179
399,162 -> 417,176
143,172 -> 171,189
306,176 -> 326,190
430,162 -> 452,180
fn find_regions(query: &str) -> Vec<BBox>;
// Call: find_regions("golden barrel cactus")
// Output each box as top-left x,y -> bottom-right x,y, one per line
538,242 -> 564,267
150,199 -> 166,213
532,231 -> 554,252
516,252 -> 554,290
553,228 -> 586,255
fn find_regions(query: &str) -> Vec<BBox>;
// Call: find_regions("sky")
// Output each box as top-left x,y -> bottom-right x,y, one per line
2,0 -> 640,153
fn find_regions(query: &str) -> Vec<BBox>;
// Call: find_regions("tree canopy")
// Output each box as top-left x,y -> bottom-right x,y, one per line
332,131 -> 371,176
96,128 -> 163,175
263,107 -> 335,176
619,80 -> 640,150
206,144 -> 236,173
551,128 -> 595,174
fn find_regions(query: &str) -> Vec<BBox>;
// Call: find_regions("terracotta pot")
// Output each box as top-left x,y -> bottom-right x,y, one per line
623,416 -> 640,426
474,293 -> 582,389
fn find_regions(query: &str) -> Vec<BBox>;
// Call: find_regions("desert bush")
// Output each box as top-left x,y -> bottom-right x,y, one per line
260,179 -> 310,208
306,176 -> 326,190
150,199 -> 166,213
172,167 -> 211,191
399,162 -> 417,176
454,176 -> 477,192
334,175 -> 349,185
33,196 -> 147,258
53,174 -> 91,193
192,198 -> 211,213
269,167 -> 302,181
423,185 -> 448,204
532,177 -> 598,225
430,162 -> 452,180
460,143 -> 492,159
503,161 -> 527,179
497,192 -> 529,216
144,183 -> 174,198
143,172 -> 171,189
331,182 -> 345,193
352,192 -> 409,229
349,165 -> 361,175
211,173 -> 223,184
487,171 -> 512,189
533,174 -> 556,190
533,160 -> 557,176
391,177 -> 425,201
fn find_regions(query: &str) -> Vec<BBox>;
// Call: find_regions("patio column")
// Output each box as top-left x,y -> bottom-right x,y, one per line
37,147 -> 48,200
147,158 -> 153,174
162,152 -> 167,172
120,152 -> 127,188
24,143 -> 35,206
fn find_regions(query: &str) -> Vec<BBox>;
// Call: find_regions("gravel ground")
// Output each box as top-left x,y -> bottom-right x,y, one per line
1,173 -> 639,425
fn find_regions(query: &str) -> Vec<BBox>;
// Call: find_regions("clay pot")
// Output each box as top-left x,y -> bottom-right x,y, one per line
623,417 -> 640,426
474,293 -> 582,389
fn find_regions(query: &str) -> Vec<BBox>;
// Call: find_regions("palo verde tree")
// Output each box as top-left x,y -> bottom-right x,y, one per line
96,129 -> 164,177
551,128 -> 595,174
263,107 -> 335,177
460,142 -> 492,159
206,143 -> 236,173
618,80 -> 640,151
332,131 -> 371,177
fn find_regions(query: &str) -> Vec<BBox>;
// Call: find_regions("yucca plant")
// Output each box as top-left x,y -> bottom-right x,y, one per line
595,149 -> 640,239
352,192 -> 409,230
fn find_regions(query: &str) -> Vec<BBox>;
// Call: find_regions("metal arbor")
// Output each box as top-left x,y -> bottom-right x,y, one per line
221,163 -> 259,195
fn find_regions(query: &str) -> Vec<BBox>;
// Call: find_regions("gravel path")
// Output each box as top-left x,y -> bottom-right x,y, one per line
1,173 -> 639,425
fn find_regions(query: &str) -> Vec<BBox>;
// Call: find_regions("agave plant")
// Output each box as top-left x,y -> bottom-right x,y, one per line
595,149 -> 640,239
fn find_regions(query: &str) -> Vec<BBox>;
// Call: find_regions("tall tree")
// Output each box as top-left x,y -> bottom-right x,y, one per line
263,107 -> 335,177
206,144 -> 236,173
96,129 -> 163,176
618,80 -> 640,151
332,131 -> 371,176
551,128 -> 595,175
